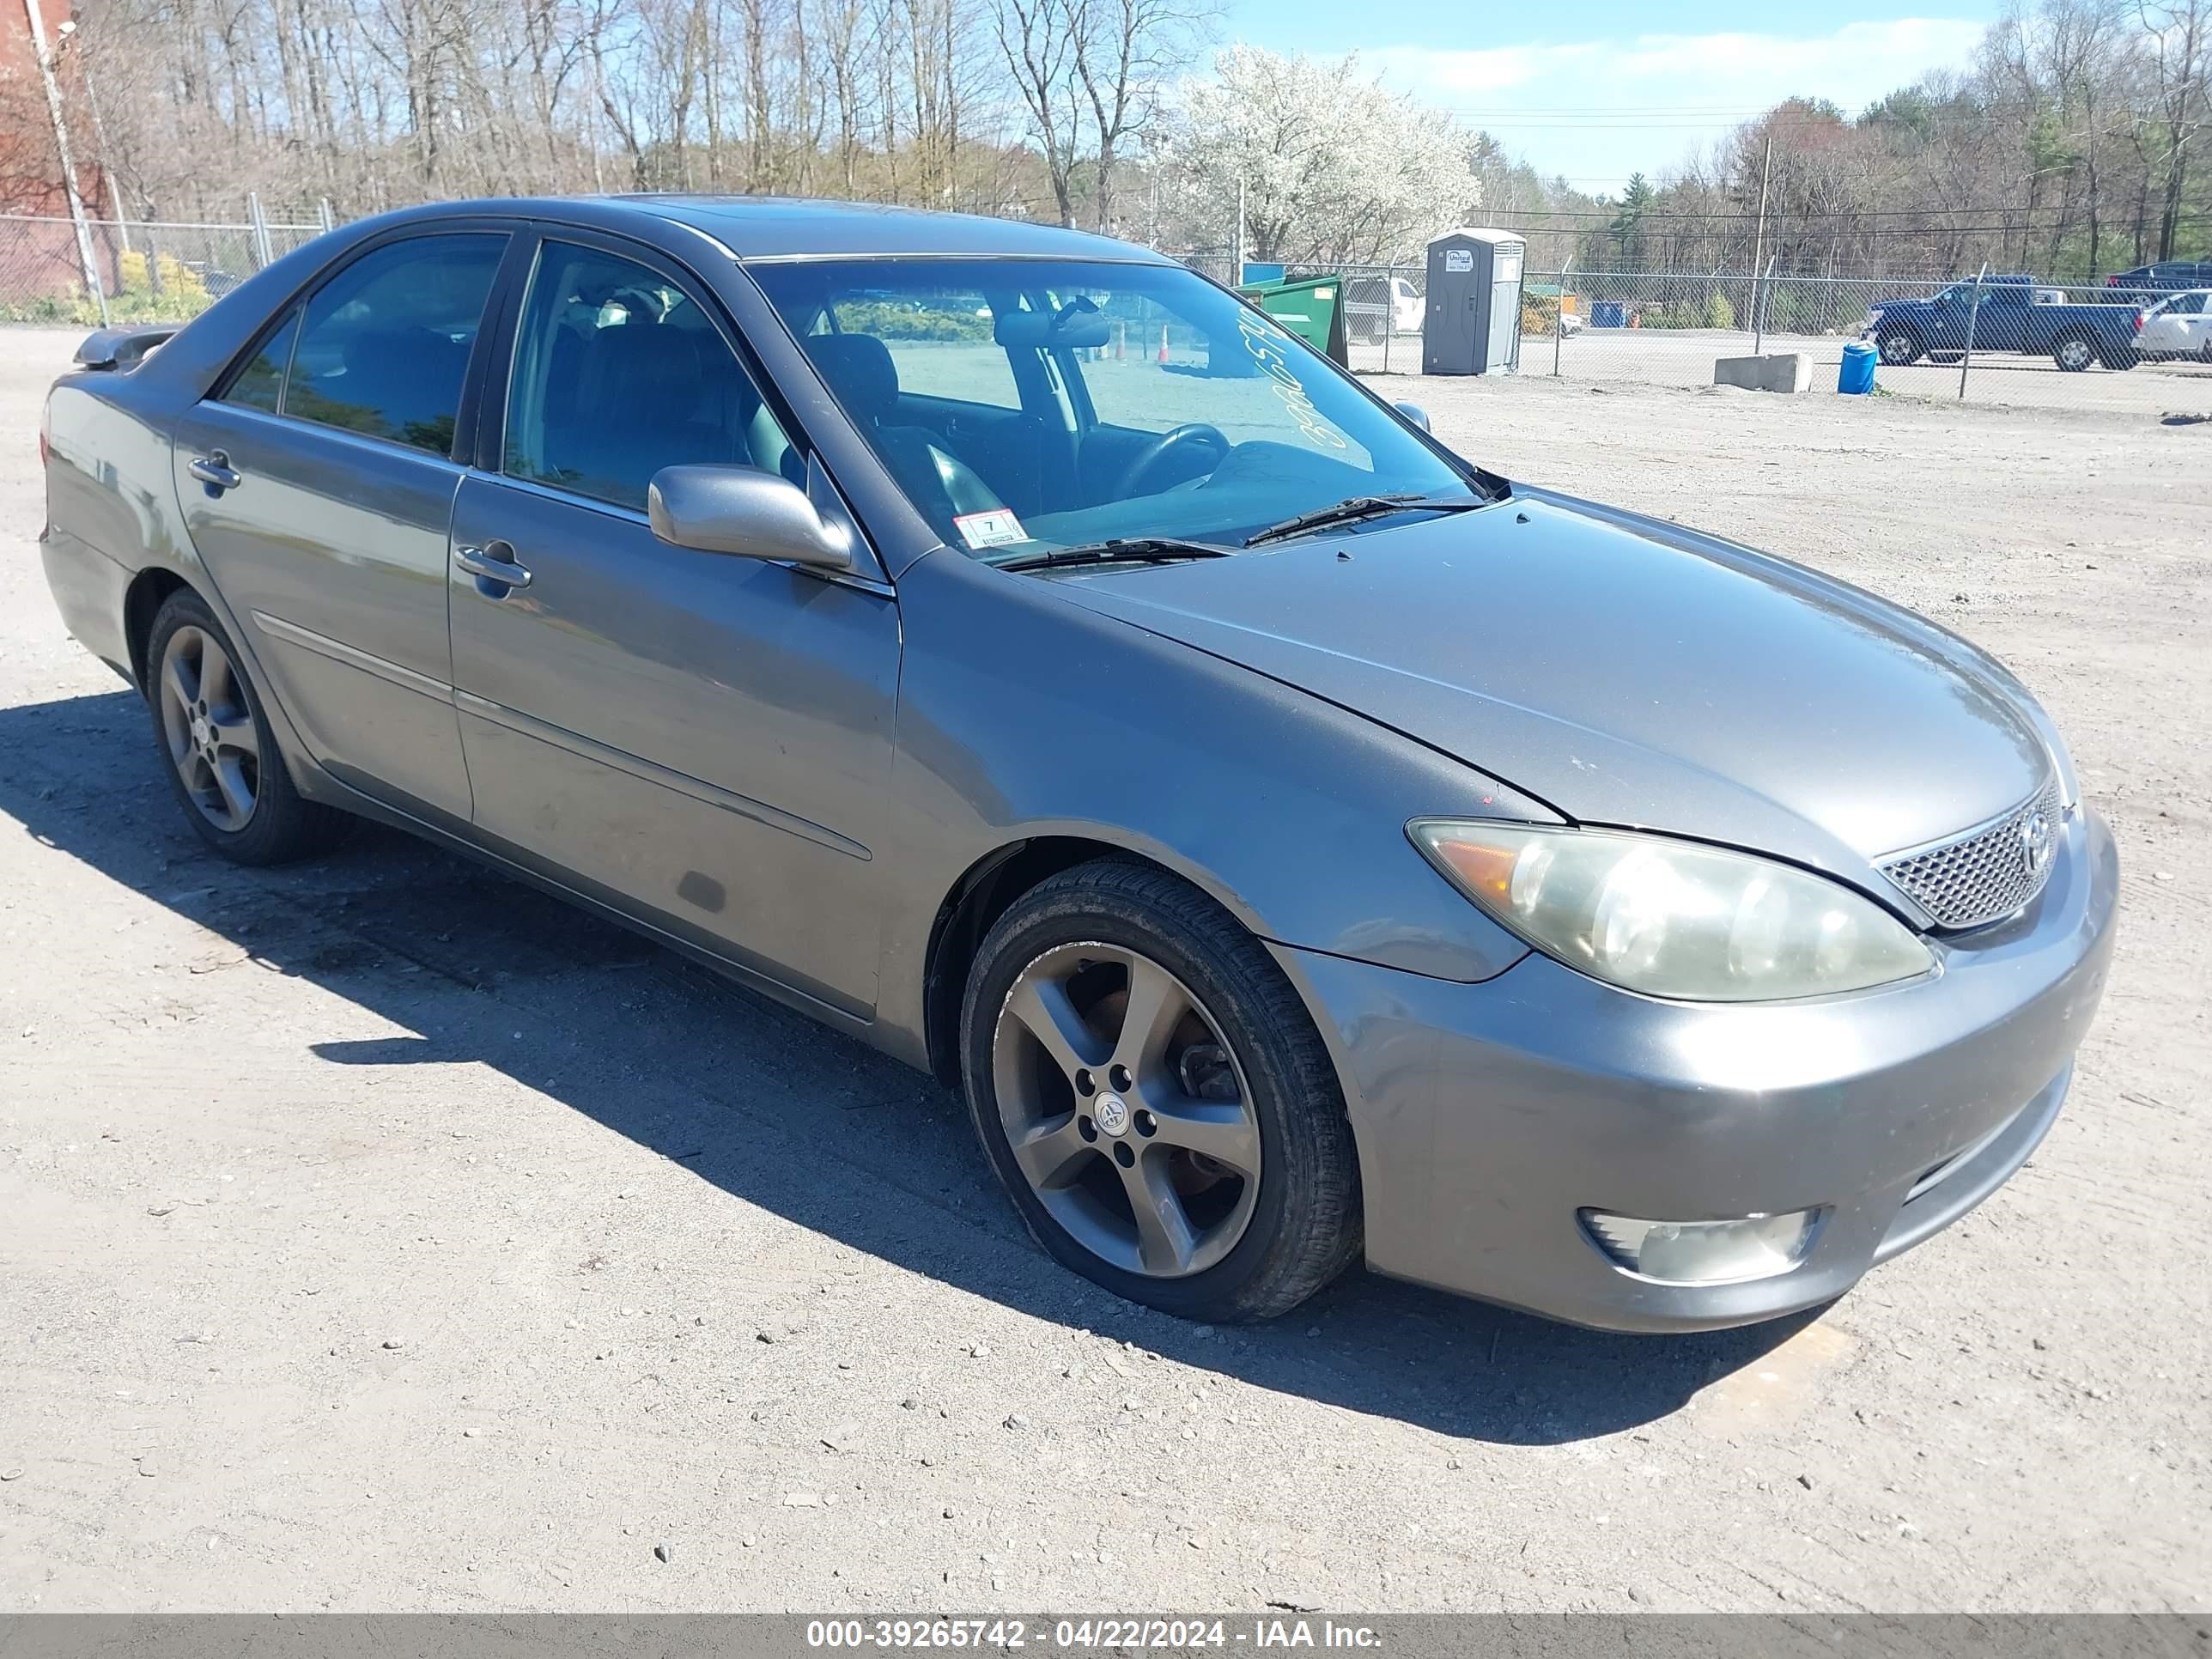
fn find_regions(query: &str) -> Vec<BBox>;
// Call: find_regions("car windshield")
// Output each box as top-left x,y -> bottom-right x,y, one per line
747,257 -> 1479,561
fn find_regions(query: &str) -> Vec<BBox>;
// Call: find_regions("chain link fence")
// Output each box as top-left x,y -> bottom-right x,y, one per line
9,211 -> 2206,416
1189,254 -> 2211,413
1,210 -> 330,326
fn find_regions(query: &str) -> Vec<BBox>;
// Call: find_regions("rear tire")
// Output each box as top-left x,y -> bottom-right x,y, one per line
959,858 -> 1362,1322
2052,332 -> 2096,372
144,589 -> 349,865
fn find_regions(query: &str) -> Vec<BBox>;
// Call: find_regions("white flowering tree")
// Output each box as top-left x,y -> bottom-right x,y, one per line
1164,46 -> 1481,266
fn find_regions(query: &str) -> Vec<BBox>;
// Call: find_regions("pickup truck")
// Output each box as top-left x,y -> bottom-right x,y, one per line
1866,276 -> 2142,372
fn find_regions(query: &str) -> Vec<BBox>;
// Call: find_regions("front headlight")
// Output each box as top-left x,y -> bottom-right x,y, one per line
1409,820 -> 1933,1002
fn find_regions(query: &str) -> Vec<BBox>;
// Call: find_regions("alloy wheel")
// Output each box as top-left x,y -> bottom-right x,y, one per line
991,941 -> 1261,1279
2057,337 -> 2094,371
158,624 -> 259,832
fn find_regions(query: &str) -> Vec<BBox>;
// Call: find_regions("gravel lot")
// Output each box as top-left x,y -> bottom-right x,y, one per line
2,325 -> 2207,1613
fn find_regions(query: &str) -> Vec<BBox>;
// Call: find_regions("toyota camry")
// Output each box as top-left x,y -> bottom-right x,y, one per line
37,197 -> 2118,1330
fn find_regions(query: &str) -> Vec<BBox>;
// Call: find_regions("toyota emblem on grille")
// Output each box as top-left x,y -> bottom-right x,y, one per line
2019,809 -> 2053,875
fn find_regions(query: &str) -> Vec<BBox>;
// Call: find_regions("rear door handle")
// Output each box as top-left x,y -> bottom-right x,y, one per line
453,541 -> 532,590
187,452 -> 241,491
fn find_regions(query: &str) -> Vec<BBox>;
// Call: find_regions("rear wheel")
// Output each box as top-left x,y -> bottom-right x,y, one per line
959,859 -> 1361,1322
145,589 -> 347,865
2052,332 -> 2096,372
1876,328 -> 1923,367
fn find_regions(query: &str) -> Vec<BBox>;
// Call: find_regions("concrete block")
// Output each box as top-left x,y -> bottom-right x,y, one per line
1711,352 -> 1814,392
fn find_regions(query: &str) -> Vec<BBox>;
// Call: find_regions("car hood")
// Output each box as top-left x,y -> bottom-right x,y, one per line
1044,491 -> 2054,884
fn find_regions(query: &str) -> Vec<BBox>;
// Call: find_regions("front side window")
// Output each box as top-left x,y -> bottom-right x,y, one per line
283,234 -> 507,454
504,241 -> 793,512
752,257 -> 1473,559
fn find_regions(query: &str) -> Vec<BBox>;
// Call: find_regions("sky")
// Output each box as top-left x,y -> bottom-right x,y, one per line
1218,2 -> 2006,196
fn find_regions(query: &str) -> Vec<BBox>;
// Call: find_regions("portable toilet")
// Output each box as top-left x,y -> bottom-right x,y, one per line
1421,228 -> 1527,375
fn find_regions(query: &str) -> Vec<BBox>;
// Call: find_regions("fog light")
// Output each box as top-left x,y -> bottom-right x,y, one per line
1580,1208 -> 1823,1285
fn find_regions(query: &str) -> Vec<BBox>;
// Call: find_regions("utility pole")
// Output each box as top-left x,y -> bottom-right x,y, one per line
1233,176 -> 1246,283
21,0 -> 106,319
1747,125 -> 1772,351
60,21 -> 126,255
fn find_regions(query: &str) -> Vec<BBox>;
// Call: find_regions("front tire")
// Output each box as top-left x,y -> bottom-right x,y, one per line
1876,328 -> 1923,367
959,859 -> 1362,1322
145,589 -> 348,865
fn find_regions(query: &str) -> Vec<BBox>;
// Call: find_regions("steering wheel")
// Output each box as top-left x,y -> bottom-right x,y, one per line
1115,422 -> 1231,499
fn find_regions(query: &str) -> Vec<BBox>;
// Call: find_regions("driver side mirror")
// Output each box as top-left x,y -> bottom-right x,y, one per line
1394,401 -> 1431,432
648,465 -> 855,572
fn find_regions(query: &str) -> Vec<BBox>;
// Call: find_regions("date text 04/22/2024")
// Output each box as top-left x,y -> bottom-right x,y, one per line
803,1618 -> 1384,1650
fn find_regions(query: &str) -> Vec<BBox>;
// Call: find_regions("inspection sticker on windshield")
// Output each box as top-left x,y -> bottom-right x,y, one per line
954,508 -> 1028,550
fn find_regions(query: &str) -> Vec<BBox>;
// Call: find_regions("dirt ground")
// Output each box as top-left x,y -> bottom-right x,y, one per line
1,326 -> 2207,1613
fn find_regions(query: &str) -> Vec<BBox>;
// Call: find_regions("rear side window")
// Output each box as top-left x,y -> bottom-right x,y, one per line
222,307 -> 300,413
281,234 -> 507,455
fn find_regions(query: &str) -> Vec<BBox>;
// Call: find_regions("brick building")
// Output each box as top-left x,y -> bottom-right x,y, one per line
3,0 -> 119,306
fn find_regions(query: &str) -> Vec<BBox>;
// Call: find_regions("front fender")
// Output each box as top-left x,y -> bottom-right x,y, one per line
873,549 -> 1546,1059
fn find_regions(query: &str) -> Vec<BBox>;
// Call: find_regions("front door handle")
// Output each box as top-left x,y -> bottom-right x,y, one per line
453,541 -> 532,590
187,451 -> 241,491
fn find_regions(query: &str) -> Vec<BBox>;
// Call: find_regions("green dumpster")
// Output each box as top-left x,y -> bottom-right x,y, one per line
1235,273 -> 1350,367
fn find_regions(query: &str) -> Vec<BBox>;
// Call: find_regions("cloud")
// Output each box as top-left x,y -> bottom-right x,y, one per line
1353,18 -> 1989,190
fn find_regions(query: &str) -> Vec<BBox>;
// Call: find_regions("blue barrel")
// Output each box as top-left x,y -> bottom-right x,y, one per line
1838,339 -> 1877,394
1592,301 -> 1626,328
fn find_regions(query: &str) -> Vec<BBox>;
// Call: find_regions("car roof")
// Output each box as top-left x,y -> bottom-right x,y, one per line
365,195 -> 1176,264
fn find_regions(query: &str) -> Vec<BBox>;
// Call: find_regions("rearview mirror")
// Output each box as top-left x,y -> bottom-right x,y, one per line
994,303 -> 1113,350
1394,401 -> 1431,432
647,465 -> 855,572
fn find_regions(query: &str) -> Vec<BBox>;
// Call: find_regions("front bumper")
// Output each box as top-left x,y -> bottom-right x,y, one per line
1279,806 -> 2119,1332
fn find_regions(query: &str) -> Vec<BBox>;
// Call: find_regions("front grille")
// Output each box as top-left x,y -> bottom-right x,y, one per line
1880,779 -> 2063,929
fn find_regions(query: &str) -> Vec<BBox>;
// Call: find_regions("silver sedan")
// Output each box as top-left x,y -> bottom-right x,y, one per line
37,196 -> 2117,1329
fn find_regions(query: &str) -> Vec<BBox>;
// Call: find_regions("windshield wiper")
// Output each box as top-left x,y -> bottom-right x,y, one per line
1243,492 -> 1487,548
994,538 -> 1234,574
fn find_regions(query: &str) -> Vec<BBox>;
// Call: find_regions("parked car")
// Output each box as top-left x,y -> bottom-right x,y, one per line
1343,274 -> 1424,343
2104,261 -> 2212,295
40,198 -> 2116,1332
1865,274 -> 2142,370
2134,289 -> 2212,362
